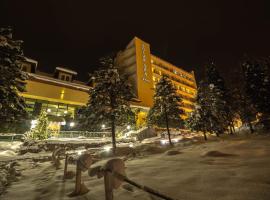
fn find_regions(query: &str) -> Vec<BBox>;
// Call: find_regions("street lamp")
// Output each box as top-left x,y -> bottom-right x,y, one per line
70,122 -> 75,127
31,120 -> 37,129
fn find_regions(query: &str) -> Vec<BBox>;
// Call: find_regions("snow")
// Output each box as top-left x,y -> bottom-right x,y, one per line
0,142 -> 21,158
1,134 -> 270,199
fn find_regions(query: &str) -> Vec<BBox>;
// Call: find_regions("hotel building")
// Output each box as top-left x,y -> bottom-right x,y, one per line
116,37 -> 197,120
20,37 -> 197,130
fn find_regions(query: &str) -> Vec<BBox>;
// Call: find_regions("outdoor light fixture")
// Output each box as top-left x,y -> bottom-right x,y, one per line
104,146 -> 111,152
172,138 -> 179,143
127,125 -> 131,130
70,122 -> 75,127
64,110 -> 67,114
129,143 -> 134,148
47,108 -> 51,112
160,139 -> 168,145
31,120 -> 37,129
101,124 -> 105,129
77,150 -> 83,155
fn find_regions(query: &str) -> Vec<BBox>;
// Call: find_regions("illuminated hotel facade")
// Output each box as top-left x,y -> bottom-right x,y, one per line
116,37 -> 197,119
20,37 -> 197,129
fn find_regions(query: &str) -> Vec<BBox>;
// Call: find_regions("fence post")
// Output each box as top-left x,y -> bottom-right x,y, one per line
69,153 -> 92,197
104,171 -> 113,200
63,154 -> 68,180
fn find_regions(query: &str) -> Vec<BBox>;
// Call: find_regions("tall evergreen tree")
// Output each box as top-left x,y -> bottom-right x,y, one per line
78,55 -> 134,153
242,58 -> 270,128
187,81 -> 224,138
147,75 -> 184,145
0,27 -> 28,131
205,62 -> 234,134
234,90 -> 256,133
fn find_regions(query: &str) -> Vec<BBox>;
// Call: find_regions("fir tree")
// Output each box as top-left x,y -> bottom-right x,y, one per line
186,82 -> 211,140
147,75 -> 184,145
205,62 -> 233,134
234,90 -> 256,133
78,55 -> 134,153
242,57 -> 270,128
187,81 -> 224,138
0,27 -> 28,131
30,111 -> 49,140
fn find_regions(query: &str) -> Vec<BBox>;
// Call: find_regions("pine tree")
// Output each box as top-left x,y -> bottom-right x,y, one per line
31,111 -> 49,140
234,90 -> 256,133
242,57 -> 270,128
205,62 -> 233,134
187,81 -> 224,138
147,75 -> 184,145
78,55 -> 134,153
0,27 -> 28,131
186,82 -> 210,140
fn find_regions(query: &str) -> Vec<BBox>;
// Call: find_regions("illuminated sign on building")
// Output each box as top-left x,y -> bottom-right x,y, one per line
141,44 -> 150,83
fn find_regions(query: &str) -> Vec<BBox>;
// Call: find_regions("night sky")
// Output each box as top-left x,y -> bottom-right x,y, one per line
1,0 -> 269,83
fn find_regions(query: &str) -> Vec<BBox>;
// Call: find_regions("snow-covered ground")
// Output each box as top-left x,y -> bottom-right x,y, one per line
0,141 -> 21,158
1,134 -> 270,199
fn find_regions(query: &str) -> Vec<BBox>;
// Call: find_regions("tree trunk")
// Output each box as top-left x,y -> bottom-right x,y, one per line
232,124 -> 236,133
229,125 -> 233,135
203,132 -> 207,140
111,116 -> 116,155
248,121 -> 254,134
164,108 -> 173,146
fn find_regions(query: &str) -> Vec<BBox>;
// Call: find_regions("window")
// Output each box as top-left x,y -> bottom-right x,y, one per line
66,76 -> 70,81
61,75 -> 65,80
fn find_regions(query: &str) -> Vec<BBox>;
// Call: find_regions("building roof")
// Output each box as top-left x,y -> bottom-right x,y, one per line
28,73 -> 90,91
55,67 -> 78,75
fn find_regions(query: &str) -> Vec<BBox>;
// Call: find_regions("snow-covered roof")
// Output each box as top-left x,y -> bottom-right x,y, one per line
55,67 -> 78,75
24,57 -> 38,65
28,73 -> 90,91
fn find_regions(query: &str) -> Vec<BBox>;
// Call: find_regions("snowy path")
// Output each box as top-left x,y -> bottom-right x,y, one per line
2,135 -> 270,200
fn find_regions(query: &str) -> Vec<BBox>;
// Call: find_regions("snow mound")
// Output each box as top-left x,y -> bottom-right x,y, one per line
165,150 -> 182,156
204,151 -> 237,157
134,145 -> 167,155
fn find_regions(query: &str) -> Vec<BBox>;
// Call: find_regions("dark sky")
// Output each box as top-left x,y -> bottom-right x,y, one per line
1,0 -> 269,83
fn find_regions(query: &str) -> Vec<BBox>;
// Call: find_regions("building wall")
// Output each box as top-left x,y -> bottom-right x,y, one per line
151,55 -> 197,118
116,37 -> 197,118
21,79 -> 89,106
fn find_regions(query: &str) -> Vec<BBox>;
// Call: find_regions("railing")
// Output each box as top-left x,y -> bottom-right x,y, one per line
65,152 -> 177,200
57,131 -> 111,138
0,133 -> 23,141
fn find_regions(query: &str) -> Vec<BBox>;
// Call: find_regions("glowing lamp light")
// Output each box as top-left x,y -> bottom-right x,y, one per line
31,120 -> 37,125
69,122 -> 75,127
127,125 -> 131,130
47,108 -> 51,113
129,143 -> 134,148
160,139 -> 168,145
104,146 -> 111,152
172,138 -> 179,143
60,121 -> 66,126
31,120 -> 37,129
101,124 -> 105,129
64,111 -> 68,114
57,113 -> 60,116
77,150 -> 83,155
